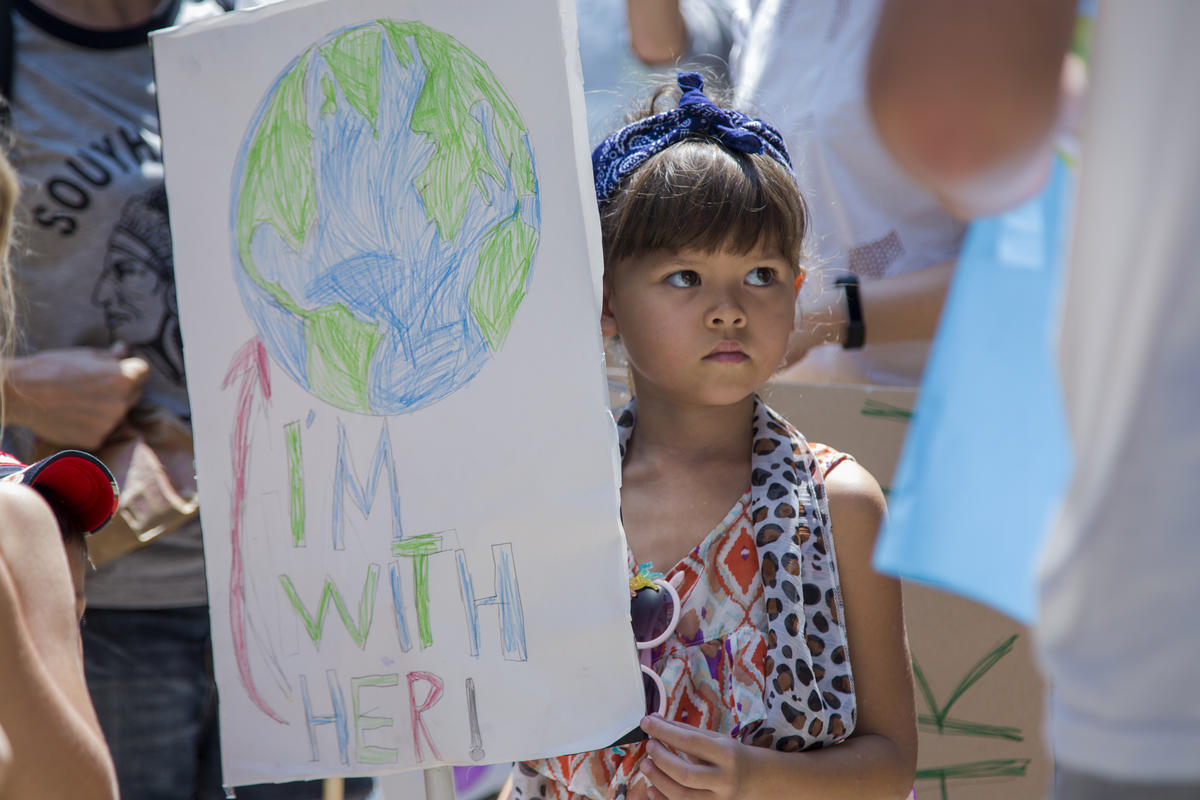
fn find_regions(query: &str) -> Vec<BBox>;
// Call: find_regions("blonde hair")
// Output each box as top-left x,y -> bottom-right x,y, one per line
0,153 -> 18,426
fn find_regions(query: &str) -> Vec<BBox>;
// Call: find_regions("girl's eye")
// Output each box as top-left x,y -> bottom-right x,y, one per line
745,267 -> 777,287
665,270 -> 701,288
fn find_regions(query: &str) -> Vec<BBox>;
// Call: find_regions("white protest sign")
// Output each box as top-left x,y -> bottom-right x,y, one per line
152,0 -> 642,785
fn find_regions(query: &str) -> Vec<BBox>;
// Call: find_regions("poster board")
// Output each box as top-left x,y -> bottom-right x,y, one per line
153,0 -> 643,785
766,380 -> 1049,800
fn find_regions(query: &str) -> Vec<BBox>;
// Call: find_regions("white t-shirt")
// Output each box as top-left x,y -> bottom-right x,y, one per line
1036,0 -> 1200,781
730,0 -> 964,385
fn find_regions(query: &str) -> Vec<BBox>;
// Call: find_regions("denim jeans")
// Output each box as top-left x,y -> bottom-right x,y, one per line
82,606 -> 374,799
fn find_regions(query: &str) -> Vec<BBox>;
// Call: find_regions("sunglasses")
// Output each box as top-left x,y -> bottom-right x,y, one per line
608,574 -> 681,748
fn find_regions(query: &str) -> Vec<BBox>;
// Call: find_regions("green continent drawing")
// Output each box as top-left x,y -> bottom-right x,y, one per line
232,21 -> 539,414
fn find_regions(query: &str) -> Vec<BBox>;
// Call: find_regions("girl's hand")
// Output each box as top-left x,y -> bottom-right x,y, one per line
638,714 -> 750,800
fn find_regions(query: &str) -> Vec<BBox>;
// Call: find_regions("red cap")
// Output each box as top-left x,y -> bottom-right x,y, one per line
0,450 -> 119,534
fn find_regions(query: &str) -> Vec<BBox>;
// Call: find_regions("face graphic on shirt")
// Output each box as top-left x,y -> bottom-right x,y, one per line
91,185 -> 184,385
94,230 -> 169,341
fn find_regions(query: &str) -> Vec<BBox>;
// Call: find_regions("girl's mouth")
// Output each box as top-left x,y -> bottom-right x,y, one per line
704,341 -> 748,362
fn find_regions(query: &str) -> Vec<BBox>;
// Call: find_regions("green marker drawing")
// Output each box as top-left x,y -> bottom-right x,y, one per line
280,564 -> 381,648
917,759 -> 1031,800
470,212 -> 537,349
231,20 -> 540,416
913,635 -> 1029,798
321,26 -> 383,135
285,420 -> 305,547
860,398 -> 913,421
913,634 -> 1023,741
352,673 -> 401,764
392,533 -> 444,649
319,73 -> 337,117
378,20 -> 535,240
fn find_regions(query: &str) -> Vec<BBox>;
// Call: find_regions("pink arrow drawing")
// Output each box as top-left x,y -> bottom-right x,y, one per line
222,338 -> 285,724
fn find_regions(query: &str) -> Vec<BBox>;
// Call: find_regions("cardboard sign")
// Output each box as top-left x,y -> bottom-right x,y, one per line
766,380 -> 1049,800
153,0 -> 642,785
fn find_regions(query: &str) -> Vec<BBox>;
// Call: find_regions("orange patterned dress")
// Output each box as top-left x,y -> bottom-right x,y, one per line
511,445 -> 853,800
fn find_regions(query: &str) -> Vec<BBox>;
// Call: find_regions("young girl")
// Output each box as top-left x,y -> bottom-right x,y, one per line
507,73 -> 916,800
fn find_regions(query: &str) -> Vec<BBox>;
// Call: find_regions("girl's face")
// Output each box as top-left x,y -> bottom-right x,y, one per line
603,241 -> 796,408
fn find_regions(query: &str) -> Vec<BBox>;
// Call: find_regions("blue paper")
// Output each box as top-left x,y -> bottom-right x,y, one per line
873,158 -> 1074,623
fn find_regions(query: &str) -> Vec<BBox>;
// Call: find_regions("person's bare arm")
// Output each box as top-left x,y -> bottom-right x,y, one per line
637,462 -> 916,799
0,484 -> 118,800
3,346 -> 148,450
867,0 -> 1075,197
626,0 -> 688,65
785,260 -> 954,367
0,724 -> 11,795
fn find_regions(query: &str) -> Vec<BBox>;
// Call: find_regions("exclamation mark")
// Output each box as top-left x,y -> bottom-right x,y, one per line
466,677 -> 485,761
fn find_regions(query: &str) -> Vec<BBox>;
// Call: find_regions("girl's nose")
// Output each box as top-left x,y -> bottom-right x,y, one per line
705,298 -> 746,328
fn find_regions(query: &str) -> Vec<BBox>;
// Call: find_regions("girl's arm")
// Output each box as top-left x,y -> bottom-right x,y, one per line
639,460 -> 917,800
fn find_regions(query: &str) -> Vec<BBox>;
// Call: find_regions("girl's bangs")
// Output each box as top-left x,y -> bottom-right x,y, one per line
601,140 -> 807,267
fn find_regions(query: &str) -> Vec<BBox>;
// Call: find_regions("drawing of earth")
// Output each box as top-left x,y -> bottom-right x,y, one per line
231,21 -> 539,415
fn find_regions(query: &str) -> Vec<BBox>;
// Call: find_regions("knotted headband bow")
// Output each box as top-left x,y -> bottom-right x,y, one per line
592,72 -> 795,208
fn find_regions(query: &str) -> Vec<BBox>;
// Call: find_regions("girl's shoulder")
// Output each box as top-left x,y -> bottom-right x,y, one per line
780,411 -> 881,518
759,401 -> 856,478
805,440 -> 884,523
807,441 -> 855,478
815,448 -> 886,548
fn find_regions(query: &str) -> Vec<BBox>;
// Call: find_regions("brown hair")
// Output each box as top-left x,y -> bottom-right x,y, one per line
0,154 -> 17,425
599,87 -> 809,271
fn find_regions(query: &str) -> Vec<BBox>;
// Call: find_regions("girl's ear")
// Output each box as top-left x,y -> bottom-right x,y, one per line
600,292 -> 619,337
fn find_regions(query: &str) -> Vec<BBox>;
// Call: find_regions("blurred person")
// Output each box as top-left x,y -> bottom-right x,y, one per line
0,1 -> 373,796
869,1 -> 1200,797
733,0 -> 966,386
0,141 -> 118,800
0,449 -> 121,800
630,0 -> 966,385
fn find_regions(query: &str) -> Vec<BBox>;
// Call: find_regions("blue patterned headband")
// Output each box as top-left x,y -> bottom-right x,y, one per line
592,72 -> 794,208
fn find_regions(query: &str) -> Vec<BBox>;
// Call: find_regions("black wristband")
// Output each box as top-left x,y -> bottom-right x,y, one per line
835,274 -> 865,349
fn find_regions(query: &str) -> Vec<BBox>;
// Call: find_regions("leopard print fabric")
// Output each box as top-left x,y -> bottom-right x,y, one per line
615,394 -> 857,750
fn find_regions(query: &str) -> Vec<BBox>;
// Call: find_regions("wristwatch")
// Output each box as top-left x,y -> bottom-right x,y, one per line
834,274 -> 865,349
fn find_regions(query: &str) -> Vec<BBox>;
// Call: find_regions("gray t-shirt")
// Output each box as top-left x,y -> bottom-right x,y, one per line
6,0 -> 221,607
